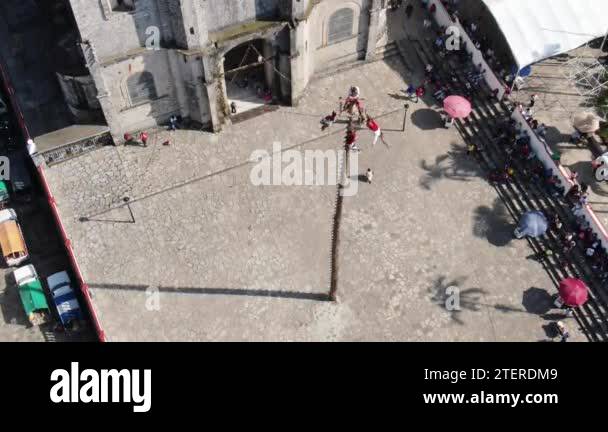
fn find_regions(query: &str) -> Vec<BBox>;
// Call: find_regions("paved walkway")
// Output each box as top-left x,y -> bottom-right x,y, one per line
44,55 -> 584,341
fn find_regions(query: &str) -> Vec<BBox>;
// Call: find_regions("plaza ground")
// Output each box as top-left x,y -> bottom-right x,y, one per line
39,56 -> 585,341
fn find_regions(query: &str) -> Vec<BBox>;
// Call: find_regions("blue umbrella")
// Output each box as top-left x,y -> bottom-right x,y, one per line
515,211 -> 548,238
511,65 -> 533,77
519,66 -> 533,77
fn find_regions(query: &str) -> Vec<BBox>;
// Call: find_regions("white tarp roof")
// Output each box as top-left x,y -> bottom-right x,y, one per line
481,0 -> 608,69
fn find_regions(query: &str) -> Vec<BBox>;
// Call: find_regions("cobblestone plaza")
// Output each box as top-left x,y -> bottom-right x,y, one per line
39,58 -> 584,341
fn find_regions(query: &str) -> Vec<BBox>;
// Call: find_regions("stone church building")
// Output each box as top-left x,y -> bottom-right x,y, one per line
64,0 -> 392,140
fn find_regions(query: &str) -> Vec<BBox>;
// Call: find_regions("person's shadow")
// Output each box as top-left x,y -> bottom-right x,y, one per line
353,174 -> 370,183
388,92 -> 410,101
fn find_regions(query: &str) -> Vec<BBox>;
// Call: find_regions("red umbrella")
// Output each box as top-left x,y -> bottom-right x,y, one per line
443,95 -> 472,119
558,278 -> 588,307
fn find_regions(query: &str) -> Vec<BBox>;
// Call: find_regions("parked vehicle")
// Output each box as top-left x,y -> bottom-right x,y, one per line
0,95 -> 7,117
47,271 -> 82,329
13,264 -> 50,325
0,208 -> 28,266
0,180 -> 9,208
8,152 -> 32,200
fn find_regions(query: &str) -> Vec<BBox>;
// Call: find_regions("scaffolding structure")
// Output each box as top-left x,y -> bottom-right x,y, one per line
561,48 -> 608,119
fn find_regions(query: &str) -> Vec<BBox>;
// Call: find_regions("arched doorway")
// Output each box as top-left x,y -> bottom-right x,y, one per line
224,39 -> 273,114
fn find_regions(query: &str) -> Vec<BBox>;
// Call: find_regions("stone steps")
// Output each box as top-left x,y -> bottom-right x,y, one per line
376,41 -> 400,60
395,38 -> 422,72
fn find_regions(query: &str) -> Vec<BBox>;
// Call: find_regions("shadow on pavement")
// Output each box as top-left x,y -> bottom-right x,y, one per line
522,287 -> 553,315
427,275 -> 487,326
419,143 -> 482,190
472,197 -> 514,247
89,283 -> 330,302
410,108 -> 444,130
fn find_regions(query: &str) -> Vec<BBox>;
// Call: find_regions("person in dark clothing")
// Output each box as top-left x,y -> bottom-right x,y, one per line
405,4 -> 414,17
169,115 -> 178,131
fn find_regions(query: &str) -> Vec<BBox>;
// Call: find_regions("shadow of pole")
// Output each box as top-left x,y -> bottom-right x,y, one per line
88,283 -> 331,302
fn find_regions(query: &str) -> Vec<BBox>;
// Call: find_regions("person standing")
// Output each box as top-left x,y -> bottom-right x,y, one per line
529,93 -> 538,108
321,111 -> 337,131
415,85 -> 426,103
230,101 -> 237,114
366,115 -> 388,147
405,4 -> 414,18
405,84 -> 416,101
169,115 -> 178,131
140,131 -> 149,147
26,139 -> 37,156
345,124 -> 360,152
366,168 -> 374,184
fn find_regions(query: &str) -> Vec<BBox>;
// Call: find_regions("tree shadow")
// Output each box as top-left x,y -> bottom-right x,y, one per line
419,143 -> 482,190
472,197 -> 514,247
427,275 -> 487,325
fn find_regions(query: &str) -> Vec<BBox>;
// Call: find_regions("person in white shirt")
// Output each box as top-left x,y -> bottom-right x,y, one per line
26,139 -> 37,156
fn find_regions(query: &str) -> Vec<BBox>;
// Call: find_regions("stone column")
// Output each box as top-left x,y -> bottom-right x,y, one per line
167,51 -> 189,118
80,42 -> 123,142
202,54 -> 228,132
180,0 -> 210,49
264,39 -> 275,91
289,23 -> 308,106
365,0 -> 383,61
279,50 -> 291,103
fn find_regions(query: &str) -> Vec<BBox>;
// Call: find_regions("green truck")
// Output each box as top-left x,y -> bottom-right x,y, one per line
0,180 -> 9,208
13,264 -> 50,326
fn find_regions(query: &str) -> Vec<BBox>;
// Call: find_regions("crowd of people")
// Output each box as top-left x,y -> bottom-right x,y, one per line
487,110 -> 608,281
414,1 -> 608,292
319,86 -> 391,184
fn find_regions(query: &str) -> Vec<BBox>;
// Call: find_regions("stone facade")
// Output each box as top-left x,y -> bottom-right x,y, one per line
67,0 -> 390,140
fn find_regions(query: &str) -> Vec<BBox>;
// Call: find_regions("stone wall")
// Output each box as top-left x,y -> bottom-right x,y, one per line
56,73 -> 103,123
204,0 -> 286,31
101,49 -> 181,133
70,0 -> 165,62
65,0 -> 386,136
302,0 -> 370,74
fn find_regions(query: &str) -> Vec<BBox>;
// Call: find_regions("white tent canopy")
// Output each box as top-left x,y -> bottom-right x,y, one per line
481,0 -> 608,70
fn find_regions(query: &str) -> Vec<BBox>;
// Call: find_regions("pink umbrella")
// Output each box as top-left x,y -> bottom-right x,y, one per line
443,95 -> 472,119
558,278 -> 588,307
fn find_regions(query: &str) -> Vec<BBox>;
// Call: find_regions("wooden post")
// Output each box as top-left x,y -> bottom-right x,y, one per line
402,103 -> 410,132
